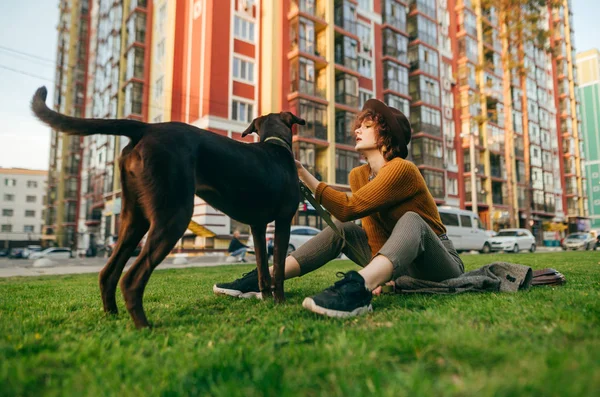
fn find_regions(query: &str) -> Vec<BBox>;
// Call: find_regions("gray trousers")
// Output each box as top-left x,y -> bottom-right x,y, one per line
291,211 -> 465,282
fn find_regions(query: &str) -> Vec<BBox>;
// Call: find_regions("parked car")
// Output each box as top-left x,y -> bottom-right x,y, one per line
22,245 -> 43,258
247,225 -> 322,257
0,248 -> 9,257
489,228 -> 536,253
561,232 -> 596,251
8,248 -> 26,259
105,236 -> 143,257
29,247 -> 73,260
437,206 -> 492,253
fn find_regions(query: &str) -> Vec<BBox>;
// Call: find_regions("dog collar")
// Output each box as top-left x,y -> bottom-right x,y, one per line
264,136 -> 292,153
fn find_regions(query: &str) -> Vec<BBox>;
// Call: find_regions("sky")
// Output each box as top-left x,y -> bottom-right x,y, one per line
0,0 -> 599,171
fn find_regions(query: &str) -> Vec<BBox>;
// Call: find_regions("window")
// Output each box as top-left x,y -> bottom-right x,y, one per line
383,0 -> 406,31
440,212 -> 459,226
410,106 -> 441,135
158,4 -> 167,33
233,57 -> 255,83
3,194 -> 14,202
408,44 -> 439,77
408,15 -> 437,47
335,111 -> 356,145
409,75 -> 440,106
154,76 -> 163,98
25,210 -> 36,217
357,21 -> 372,54
26,196 -> 36,203
232,100 -> 254,123
4,178 -> 16,187
357,0 -> 372,11
447,177 -> 458,195
155,39 -> 165,63
290,17 -> 315,55
421,169 -> 444,198
335,73 -> 359,107
234,15 -> 255,42
1,225 -> 11,232
124,82 -> 143,116
384,94 -> 410,117
290,57 -> 315,95
383,61 -> 409,96
27,180 -> 38,188
24,225 -> 35,233
335,149 -> 361,185
411,137 -> 443,168
382,28 -> 408,63
2,209 -> 14,216
298,99 -> 327,140
460,215 -> 472,228
335,35 -> 358,71
358,56 -> 372,78
359,89 -> 372,109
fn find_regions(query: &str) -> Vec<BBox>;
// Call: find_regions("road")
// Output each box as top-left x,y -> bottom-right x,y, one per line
0,246 -> 566,278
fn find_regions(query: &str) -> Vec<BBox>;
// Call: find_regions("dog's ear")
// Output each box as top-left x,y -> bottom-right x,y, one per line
281,112 -> 306,128
241,116 -> 264,137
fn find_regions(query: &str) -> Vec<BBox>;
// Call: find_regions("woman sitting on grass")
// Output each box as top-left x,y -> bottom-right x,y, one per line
214,99 -> 465,317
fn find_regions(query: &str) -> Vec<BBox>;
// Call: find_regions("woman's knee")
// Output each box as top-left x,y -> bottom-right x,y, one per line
397,211 -> 425,227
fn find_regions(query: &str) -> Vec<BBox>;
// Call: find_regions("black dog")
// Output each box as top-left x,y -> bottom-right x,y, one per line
31,86 -> 303,328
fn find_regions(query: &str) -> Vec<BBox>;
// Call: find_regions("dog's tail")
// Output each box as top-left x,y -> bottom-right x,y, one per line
31,86 -> 146,142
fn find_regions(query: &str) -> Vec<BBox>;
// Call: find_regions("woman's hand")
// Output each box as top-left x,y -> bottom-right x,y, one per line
294,160 -> 305,175
294,160 -> 320,193
372,281 -> 395,296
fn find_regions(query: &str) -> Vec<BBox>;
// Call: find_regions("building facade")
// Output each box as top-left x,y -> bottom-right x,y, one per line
48,0 -> 588,253
576,48 -> 600,229
1,169 -> 48,249
43,0 -> 90,249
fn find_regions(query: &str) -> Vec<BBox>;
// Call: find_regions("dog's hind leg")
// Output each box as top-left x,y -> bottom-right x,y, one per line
272,219 -> 292,303
99,205 -> 149,314
119,195 -> 194,329
99,164 -> 149,315
250,224 -> 272,300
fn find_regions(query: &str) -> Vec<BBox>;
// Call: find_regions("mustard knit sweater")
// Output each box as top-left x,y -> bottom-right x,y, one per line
315,157 -> 446,255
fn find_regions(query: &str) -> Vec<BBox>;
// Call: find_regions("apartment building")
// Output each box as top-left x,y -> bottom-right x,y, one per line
43,0 -> 89,249
576,48 -> 600,229
49,0 -> 587,252
1,169 -> 48,248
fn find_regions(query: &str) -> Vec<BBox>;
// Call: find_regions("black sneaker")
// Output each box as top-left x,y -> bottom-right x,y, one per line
213,268 -> 261,299
302,271 -> 373,318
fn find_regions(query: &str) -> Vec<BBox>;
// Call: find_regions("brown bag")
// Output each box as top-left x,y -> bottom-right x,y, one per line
531,268 -> 566,286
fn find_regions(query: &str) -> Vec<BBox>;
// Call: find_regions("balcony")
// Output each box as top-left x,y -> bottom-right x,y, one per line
412,153 -> 444,169
412,137 -> 443,168
408,44 -> 439,77
85,208 -> 102,226
335,35 -> 358,71
407,14 -> 437,47
335,110 -> 355,146
409,0 -> 436,20
382,28 -> 408,64
335,73 -> 359,107
290,0 -> 326,20
382,0 -> 407,31
334,0 -> 357,36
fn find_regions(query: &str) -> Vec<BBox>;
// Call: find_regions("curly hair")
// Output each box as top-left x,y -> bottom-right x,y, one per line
354,109 -> 403,161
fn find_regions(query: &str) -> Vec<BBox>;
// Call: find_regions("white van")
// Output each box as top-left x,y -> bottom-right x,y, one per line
437,206 -> 491,253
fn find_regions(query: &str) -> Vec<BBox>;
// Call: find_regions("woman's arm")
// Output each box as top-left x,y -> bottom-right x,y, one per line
315,160 -> 423,222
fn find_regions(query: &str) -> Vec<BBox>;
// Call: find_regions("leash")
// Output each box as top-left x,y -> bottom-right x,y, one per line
262,137 -> 370,266
298,180 -> 370,266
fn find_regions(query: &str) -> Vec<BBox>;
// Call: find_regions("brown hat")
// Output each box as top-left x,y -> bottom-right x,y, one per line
362,98 -> 412,159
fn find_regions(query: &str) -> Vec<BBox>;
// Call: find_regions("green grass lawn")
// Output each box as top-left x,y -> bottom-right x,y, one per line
1,252 -> 599,397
